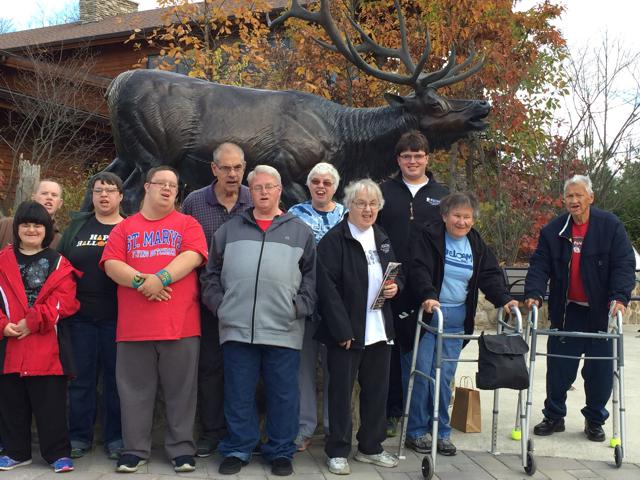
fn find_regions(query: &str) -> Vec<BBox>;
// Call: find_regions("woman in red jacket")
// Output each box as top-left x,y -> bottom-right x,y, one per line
0,201 -> 80,473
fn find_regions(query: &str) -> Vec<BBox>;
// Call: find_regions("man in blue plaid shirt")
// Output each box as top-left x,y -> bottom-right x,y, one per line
182,143 -> 252,457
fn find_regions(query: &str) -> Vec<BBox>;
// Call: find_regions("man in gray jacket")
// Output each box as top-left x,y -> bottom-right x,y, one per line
200,165 -> 316,477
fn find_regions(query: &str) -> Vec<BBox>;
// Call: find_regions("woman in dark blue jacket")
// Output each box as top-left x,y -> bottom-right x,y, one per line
405,192 -> 517,456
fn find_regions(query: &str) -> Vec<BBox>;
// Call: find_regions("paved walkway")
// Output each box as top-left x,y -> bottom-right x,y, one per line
3,443 -> 640,480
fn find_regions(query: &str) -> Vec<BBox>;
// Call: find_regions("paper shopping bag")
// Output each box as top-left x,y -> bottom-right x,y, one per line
450,376 -> 481,433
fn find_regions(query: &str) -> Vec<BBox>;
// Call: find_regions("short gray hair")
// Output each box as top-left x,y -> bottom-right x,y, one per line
213,142 -> 245,164
247,164 -> 281,185
343,178 -> 385,210
564,175 -> 593,196
306,162 -> 340,188
439,192 -> 480,220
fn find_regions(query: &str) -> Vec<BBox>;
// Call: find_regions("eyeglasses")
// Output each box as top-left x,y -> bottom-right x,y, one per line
92,187 -> 120,194
216,164 -> 244,174
352,200 -> 380,210
250,184 -> 280,193
310,178 -> 334,187
149,181 -> 179,190
399,153 -> 427,161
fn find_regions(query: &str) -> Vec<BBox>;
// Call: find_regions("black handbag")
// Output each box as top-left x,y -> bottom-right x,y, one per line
476,332 -> 530,390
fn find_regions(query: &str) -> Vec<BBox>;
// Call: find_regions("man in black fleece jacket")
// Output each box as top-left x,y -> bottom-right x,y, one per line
376,130 -> 448,436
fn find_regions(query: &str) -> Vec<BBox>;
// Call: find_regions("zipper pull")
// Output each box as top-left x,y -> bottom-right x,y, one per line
409,202 -> 414,220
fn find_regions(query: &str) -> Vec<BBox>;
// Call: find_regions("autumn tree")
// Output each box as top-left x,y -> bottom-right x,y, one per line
128,0 -> 273,84
267,0 -> 567,262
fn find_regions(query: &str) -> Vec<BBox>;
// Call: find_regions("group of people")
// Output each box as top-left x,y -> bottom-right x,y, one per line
0,130 -> 635,477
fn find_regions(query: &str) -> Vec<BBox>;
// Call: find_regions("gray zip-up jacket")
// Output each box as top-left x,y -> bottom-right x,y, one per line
200,209 -> 317,350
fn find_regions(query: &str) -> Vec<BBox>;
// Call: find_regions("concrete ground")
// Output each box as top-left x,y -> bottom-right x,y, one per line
4,328 -> 640,479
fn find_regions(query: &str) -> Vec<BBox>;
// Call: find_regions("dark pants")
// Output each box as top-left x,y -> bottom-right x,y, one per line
68,314 -> 122,450
387,342 -> 403,418
0,374 -> 70,464
197,306 -> 226,447
325,341 -> 391,459
543,302 -> 613,425
218,342 -> 300,462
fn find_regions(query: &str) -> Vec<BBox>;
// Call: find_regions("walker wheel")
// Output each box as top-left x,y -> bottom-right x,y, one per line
527,438 -> 534,453
421,455 -> 434,480
614,445 -> 622,468
524,452 -> 536,476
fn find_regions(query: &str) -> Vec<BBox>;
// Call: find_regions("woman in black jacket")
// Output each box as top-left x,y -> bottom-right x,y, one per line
404,192 -> 518,456
315,179 -> 402,475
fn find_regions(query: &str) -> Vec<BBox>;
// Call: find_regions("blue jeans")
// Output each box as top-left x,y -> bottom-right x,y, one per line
68,314 -> 122,451
218,342 -> 300,462
401,305 -> 465,440
543,302 -> 613,425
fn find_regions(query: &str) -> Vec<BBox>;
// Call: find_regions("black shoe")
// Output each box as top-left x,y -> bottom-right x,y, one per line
172,455 -> 196,472
271,457 -> 293,476
533,417 -> 565,436
404,434 -> 432,454
584,420 -> 605,442
436,438 -> 457,456
196,438 -> 214,458
218,456 -> 247,475
116,454 -> 147,473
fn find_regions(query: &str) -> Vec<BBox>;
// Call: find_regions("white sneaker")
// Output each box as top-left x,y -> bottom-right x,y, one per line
327,457 -> 350,475
354,450 -> 398,468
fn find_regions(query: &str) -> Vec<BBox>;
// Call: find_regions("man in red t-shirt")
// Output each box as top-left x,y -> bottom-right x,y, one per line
525,175 -> 635,444
101,166 -> 208,473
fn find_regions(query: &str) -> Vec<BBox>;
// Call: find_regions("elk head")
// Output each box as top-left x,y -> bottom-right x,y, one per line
269,0 -> 490,148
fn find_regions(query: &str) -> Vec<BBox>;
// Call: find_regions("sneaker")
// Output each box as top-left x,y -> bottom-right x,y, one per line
116,454 -> 147,473
354,450 -> 398,468
295,434 -> 312,452
584,420 -> 606,442
0,456 -> 32,471
405,433 -> 432,454
386,417 -> 400,437
52,457 -> 75,473
218,456 -> 247,475
436,438 -> 457,456
196,438 -> 214,458
70,446 -> 89,459
327,457 -> 350,475
271,457 -> 293,476
172,455 -> 196,472
533,417 -> 565,436
107,446 -> 122,460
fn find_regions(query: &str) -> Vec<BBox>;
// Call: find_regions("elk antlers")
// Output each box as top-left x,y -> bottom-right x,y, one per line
268,0 -> 484,92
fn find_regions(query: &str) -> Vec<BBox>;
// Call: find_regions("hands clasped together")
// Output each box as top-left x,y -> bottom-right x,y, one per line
3,318 -> 31,339
134,273 -> 173,302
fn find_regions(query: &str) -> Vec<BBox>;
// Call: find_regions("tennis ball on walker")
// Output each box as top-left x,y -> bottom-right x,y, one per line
610,437 -> 621,448
511,429 -> 522,441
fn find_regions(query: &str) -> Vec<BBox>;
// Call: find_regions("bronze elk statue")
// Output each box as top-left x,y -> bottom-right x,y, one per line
91,0 -> 490,212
